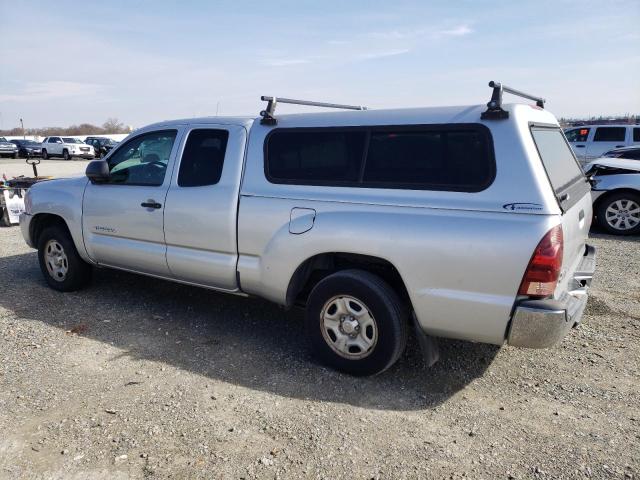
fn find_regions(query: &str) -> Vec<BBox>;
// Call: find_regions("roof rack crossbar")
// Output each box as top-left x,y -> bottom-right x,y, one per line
259,96 -> 367,125
481,81 -> 546,120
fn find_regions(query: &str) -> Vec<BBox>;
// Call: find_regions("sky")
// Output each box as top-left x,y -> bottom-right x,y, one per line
0,0 -> 638,129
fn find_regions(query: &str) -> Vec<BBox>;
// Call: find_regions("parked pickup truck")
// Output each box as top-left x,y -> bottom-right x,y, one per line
20,82 -> 596,376
41,136 -> 95,160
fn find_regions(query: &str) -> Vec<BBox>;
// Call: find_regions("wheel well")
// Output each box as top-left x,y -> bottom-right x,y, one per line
30,213 -> 70,247
594,189 -> 640,215
286,253 -> 412,309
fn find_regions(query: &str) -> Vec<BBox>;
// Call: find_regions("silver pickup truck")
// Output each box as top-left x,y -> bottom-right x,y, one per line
20,82 -> 596,376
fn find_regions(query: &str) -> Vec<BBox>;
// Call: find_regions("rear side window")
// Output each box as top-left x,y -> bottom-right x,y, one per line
265,125 -> 494,192
594,127 -> 626,142
178,129 -> 229,187
531,126 -> 585,198
564,128 -> 590,142
634,128 -> 640,142
363,129 -> 493,191
267,130 -> 366,183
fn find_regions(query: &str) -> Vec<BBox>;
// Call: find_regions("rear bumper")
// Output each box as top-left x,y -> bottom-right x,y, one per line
508,244 -> 596,348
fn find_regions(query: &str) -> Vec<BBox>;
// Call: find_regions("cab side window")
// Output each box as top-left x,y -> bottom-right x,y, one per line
178,129 -> 229,187
106,130 -> 177,186
565,128 -> 589,143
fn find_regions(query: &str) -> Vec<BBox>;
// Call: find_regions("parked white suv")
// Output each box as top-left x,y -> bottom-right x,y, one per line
41,137 -> 95,160
565,124 -> 640,163
20,82 -> 596,376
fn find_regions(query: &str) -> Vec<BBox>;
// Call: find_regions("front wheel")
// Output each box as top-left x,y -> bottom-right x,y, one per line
12,152 -> 18,159
37,225 -> 92,291
62,149 -> 70,160
305,269 -> 408,376
597,191 -> 640,235
42,149 -> 48,159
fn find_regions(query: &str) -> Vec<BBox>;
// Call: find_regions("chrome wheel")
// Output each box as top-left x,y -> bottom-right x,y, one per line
605,199 -> 640,231
320,295 -> 378,360
44,239 -> 68,281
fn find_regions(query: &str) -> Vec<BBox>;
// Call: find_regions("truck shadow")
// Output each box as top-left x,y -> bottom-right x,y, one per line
0,251 -> 499,411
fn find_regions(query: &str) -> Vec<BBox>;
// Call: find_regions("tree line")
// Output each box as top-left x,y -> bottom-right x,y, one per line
0,118 -> 131,137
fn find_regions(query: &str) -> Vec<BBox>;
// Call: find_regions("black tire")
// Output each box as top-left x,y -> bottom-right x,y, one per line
596,191 -> 640,236
37,224 -> 92,291
62,149 -> 70,160
12,152 -> 18,159
305,269 -> 408,376
42,149 -> 48,160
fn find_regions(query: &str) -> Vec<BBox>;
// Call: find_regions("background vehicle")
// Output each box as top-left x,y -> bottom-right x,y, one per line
85,137 -> 118,158
19,83 -> 596,376
565,124 -> 640,163
586,158 -> 640,235
9,139 -> 43,158
41,137 -> 95,160
0,137 -> 19,158
602,145 -> 640,160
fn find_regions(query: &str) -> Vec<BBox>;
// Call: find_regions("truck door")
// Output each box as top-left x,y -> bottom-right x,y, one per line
163,124 -> 247,291
82,128 -> 181,276
49,137 -> 63,156
586,126 -> 628,159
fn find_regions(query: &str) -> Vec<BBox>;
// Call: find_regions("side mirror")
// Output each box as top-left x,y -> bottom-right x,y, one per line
86,160 -> 109,183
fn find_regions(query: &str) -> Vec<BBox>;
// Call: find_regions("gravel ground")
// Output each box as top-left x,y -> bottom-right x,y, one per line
0,226 -> 638,480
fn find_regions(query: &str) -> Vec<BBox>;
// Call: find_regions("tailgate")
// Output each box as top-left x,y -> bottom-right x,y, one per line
529,125 -> 593,295
557,191 -> 593,295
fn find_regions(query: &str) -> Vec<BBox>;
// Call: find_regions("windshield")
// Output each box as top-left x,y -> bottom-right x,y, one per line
63,137 -> 83,143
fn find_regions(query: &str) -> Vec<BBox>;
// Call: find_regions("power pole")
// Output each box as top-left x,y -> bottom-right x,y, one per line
20,118 -> 25,139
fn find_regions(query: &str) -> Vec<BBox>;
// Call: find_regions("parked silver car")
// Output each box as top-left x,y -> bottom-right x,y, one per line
0,137 -> 19,158
586,158 -> 640,235
19,82 -> 596,375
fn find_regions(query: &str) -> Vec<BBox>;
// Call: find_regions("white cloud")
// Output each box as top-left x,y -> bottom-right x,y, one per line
262,58 -> 312,67
358,48 -> 411,60
0,81 -> 105,102
437,24 -> 473,36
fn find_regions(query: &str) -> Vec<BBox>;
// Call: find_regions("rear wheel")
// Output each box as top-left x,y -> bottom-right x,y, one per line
37,225 -> 92,291
62,149 -> 70,160
42,149 -> 48,159
597,191 -> 640,235
305,269 -> 408,376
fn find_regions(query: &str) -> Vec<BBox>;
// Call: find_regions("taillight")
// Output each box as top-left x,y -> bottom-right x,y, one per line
518,225 -> 563,299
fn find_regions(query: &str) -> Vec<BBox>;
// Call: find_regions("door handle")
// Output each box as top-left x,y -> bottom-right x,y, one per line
141,200 -> 162,209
